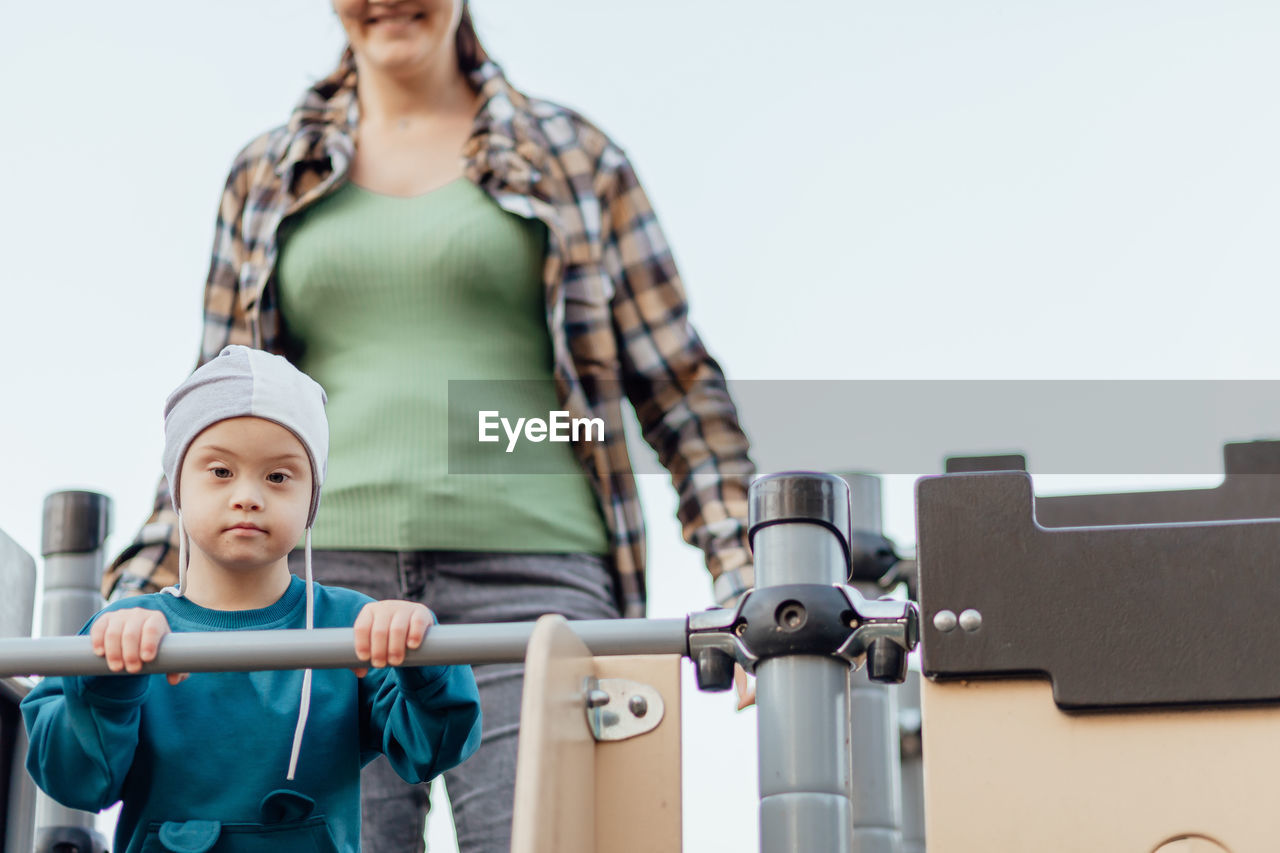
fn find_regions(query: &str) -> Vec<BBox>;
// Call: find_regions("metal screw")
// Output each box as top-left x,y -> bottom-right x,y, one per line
933,609 -> 958,633
601,711 -> 620,728
734,621 -> 747,636
777,601 -> 807,630
959,609 -> 983,632
587,689 -> 611,708
629,695 -> 648,718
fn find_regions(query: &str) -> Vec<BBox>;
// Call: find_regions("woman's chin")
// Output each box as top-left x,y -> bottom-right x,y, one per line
362,42 -> 436,76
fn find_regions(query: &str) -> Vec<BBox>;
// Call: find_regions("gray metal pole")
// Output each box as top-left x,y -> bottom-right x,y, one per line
0,529 -> 36,639
0,619 -> 690,678
34,491 -> 110,853
39,491 -> 111,638
898,670 -> 925,853
0,524 -> 38,853
840,473 -> 905,853
750,473 -> 854,853
3,677 -> 36,853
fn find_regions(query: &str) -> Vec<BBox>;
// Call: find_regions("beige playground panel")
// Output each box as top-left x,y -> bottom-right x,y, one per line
922,677 -> 1280,853
511,615 -> 682,853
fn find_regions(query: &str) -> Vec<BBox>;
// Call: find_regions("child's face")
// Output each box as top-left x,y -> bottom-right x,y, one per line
178,417 -> 313,575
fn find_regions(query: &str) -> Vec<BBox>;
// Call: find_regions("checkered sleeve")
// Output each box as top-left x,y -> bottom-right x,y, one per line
101,150 -> 256,599
601,149 -> 757,605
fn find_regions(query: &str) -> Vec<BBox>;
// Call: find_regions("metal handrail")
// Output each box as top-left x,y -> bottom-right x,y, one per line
0,619 -> 690,678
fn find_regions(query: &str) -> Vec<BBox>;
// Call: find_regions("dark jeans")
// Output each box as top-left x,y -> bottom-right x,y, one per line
289,550 -> 619,853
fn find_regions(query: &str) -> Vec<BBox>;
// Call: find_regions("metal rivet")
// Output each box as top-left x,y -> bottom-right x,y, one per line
629,695 -> 648,718
932,610 -> 958,632
959,609 -> 982,632
587,689 -> 611,708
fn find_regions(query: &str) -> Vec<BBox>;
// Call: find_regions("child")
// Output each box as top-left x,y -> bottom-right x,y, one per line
22,345 -> 482,853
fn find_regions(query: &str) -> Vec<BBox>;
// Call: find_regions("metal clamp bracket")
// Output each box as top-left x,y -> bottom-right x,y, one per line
686,583 -> 920,692
583,676 -> 665,741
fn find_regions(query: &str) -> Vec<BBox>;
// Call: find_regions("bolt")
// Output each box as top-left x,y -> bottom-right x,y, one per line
933,610 -> 958,633
776,601 -> 807,630
586,689 -> 611,709
629,695 -> 648,718
959,609 -> 982,632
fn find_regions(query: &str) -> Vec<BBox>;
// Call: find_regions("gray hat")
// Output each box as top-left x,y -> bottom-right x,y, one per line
163,345 -> 328,526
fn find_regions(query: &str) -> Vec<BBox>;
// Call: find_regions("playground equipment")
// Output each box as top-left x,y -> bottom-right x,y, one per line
1,492 -> 113,853
0,473 -> 920,853
12,442 -> 1277,852
837,473 -> 917,853
0,524 -> 36,853
918,441 -> 1280,852
33,491 -> 111,853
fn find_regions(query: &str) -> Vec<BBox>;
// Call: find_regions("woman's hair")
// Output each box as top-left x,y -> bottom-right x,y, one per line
455,3 -> 486,74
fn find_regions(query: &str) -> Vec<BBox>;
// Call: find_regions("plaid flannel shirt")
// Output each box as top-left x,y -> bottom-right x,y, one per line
104,52 -> 755,617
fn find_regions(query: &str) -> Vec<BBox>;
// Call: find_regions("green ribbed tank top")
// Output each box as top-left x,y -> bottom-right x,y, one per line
276,178 -> 608,554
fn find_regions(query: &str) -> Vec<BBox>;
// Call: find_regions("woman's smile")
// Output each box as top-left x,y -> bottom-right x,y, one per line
363,4 -> 427,31
368,10 -> 424,24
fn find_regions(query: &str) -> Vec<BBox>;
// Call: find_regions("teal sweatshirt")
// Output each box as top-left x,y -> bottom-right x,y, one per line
21,576 -> 482,853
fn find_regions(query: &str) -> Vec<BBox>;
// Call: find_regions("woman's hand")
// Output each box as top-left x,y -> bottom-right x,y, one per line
353,600 -> 434,677
734,664 -> 756,710
90,607 -> 187,685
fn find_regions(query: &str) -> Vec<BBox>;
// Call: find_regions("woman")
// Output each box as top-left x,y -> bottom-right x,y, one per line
105,2 -> 756,851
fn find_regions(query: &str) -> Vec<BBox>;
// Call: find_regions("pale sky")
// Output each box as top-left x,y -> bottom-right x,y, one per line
3,2 -> 1279,850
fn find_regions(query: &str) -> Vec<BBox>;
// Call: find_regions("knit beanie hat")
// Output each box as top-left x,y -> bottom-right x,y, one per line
163,345 -> 328,526
161,344 -> 328,780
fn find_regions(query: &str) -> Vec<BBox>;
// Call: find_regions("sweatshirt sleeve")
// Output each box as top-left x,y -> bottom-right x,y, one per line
20,672 -> 151,811
358,662 -> 483,784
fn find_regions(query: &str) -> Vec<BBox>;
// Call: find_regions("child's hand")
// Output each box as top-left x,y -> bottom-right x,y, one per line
353,601 -> 433,677
90,608 -> 188,686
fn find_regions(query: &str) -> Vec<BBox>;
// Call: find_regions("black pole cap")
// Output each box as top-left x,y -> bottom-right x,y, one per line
748,472 -> 852,571
693,647 -> 737,693
41,490 -> 112,557
866,638 -> 909,684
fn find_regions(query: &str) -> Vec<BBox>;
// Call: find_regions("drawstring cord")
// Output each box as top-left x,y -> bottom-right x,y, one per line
286,527 -> 315,780
162,513 -> 189,598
